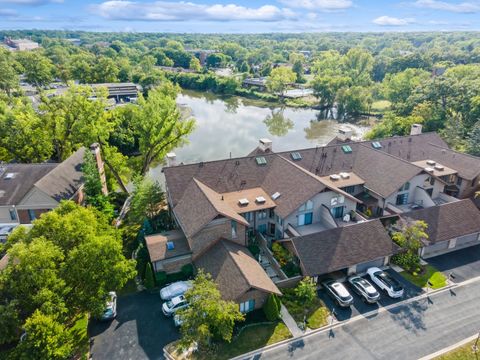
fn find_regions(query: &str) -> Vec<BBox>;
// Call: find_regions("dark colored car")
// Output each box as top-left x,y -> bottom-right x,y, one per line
348,275 -> 380,303
322,279 -> 354,307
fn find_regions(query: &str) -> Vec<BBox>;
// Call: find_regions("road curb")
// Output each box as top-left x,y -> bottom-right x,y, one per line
418,333 -> 479,360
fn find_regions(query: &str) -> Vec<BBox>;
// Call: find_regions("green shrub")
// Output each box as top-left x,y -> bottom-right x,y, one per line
392,251 -> 421,272
155,271 -> 167,285
248,244 -> 260,258
294,277 -> 317,305
263,294 -> 281,321
272,242 -> 291,267
281,262 -> 301,277
144,262 -> 155,289
181,263 -> 194,278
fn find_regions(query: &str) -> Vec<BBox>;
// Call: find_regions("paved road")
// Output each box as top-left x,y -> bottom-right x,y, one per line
89,291 -> 179,360
428,244 -> 480,283
245,280 -> 480,360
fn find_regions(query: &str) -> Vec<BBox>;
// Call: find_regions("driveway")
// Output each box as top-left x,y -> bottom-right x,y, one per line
89,291 -> 180,360
318,269 -> 422,321
427,244 -> 480,283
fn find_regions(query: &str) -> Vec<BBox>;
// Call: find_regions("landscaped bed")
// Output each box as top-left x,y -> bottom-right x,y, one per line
167,311 -> 292,360
281,288 -> 329,329
399,264 -> 447,289
437,340 -> 479,359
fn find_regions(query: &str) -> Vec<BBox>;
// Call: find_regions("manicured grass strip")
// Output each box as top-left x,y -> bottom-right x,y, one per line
400,264 -> 447,289
281,288 -> 329,329
437,340 -> 479,359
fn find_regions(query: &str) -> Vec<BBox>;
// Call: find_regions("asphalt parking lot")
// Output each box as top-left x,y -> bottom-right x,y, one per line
89,291 -> 179,360
318,269 -> 423,321
427,244 -> 480,283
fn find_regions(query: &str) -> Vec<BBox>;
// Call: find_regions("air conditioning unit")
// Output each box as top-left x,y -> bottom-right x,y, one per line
238,198 -> 249,206
255,196 -> 266,204
434,164 -> 444,171
426,160 -> 436,166
424,167 -> 434,173
339,172 -> 350,179
330,174 -> 341,181
272,192 -> 281,200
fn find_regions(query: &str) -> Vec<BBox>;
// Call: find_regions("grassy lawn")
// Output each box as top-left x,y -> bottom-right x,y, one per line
70,313 -> 89,360
371,100 -> 391,113
281,288 -> 329,329
437,340 -> 479,359
400,264 -> 447,289
168,320 -> 292,360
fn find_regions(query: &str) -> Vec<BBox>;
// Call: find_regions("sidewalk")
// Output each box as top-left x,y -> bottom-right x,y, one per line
280,304 -> 303,337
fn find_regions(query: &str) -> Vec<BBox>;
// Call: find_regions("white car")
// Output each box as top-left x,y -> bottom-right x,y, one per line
162,295 -> 188,317
101,291 -> 117,321
367,267 -> 404,298
160,281 -> 192,301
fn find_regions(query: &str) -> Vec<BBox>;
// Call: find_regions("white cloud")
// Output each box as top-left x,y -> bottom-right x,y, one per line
92,1 -> 297,22
373,15 -> 414,26
0,8 -> 17,17
413,0 -> 480,13
278,0 -> 352,10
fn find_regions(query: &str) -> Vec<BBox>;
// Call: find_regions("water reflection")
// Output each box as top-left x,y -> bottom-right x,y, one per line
263,108 -> 294,137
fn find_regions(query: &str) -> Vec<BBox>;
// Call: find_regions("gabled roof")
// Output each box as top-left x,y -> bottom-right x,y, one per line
402,199 -> 480,244
0,163 -> 57,206
286,219 -> 398,276
173,178 -> 248,238
34,147 -> 86,202
194,239 -> 281,300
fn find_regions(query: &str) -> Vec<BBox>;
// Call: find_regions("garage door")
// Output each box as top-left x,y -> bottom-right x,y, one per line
455,233 -> 480,249
422,241 -> 449,258
356,258 -> 385,273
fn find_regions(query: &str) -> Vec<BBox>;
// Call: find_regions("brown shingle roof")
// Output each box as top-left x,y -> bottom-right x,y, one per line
34,147 -> 86,201
194,239 -> 281,301
402,199 -> 480,244
145,230 -> 191,262
286,219 -> 397,276
173,178 -> 248,238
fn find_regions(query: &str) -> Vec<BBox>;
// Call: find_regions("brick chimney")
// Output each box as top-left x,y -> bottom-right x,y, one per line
90,143 -> 108,195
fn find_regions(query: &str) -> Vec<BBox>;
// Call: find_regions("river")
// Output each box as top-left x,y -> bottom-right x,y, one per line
150,91 -> 370,180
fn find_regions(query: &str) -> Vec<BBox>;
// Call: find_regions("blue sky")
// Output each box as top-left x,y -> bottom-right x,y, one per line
0,0 -> 479,32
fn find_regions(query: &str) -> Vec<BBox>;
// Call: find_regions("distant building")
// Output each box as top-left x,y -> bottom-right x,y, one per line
90,82 -> 141,103
3,37 -> 39,51
242,77 -> 267,91
66,38 -> 82,46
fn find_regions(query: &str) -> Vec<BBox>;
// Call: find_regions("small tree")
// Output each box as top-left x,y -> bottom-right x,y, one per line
263,294 -> 281,321
266,67 -> 296,95
178,270 -> 244,351
128,176 -> 165,226
294,277 -> 316,305
391,220 -> 428,272
144,262 -> 155,290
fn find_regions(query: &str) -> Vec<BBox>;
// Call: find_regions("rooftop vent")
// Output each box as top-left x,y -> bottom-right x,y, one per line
341,145 -> 352,154
330,174 -> 341,181
166,241 -> 175,250
255,156 -> 267,166
238,198 -> 249,206
339,172 -> 350,179
371,142 -> 382,149
4,173 -> 16,179
426,160 -> 436,166
290,152 -> 302,161
434,164 -> 444,171
255,196 -> 266,204
425,167 -> 434,173
271,192 -> 281,200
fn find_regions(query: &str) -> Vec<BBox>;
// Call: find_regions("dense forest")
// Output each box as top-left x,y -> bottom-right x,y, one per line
1,30 -> 480,163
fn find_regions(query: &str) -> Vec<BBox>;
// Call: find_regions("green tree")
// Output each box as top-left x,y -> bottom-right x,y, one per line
263,294 -> 281,321
132,83 -> 195,175
466,121 -> 480,156
17,52 -> 54,88
342,48 -> 373,86
0,300 -> 21,345
14,310 -> 74,360
294,276 -> 316,304
144,262 -> 155,290
392,220 -> 428,272
266,67 -> 296,95
93,56 -> 119,83
292,59 -> 305,83
178,270 -> 244,350
189,57 -> 201,72
365,112 -> 424,139
128,176 -> 165,225
312,75 -> 350,111
0,50 -> 20,96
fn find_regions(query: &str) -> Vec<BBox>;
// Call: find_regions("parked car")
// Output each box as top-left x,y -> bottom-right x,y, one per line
101,291 -> 117,321
160,281 -> 192,301
367,267 -> 404,298
347,275 -> 380,303
162,295 -> 188,316
322,279 -> 354,307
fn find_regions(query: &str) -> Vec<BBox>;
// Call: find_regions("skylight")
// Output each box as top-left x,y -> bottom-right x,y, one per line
290,152 -> 302,161
371,142 -> 382,149
166,241 -> 175,250
342,145 -> 352,154
256,156 -> 267,165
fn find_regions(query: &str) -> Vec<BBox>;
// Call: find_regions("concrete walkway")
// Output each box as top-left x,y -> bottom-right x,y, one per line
280,304 -> 303,337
